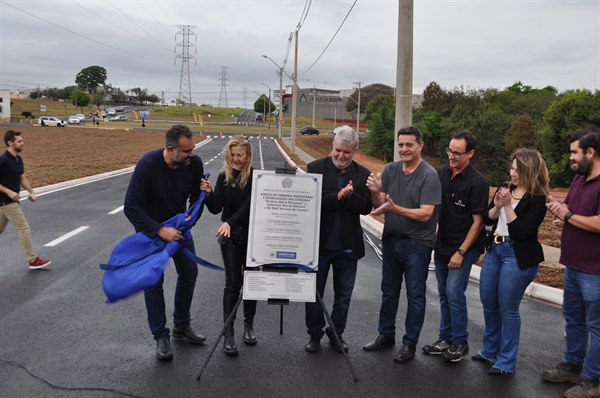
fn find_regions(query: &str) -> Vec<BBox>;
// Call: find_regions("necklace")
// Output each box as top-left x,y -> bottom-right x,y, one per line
511,190 -> 524,200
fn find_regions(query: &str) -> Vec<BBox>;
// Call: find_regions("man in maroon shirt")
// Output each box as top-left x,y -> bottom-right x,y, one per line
542,126 -> 600,398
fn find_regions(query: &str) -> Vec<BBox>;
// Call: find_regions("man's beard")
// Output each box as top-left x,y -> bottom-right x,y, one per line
572,157 -> 591,176
171,151 -> 190,167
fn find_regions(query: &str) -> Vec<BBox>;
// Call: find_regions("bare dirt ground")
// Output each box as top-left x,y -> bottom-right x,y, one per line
279,135 -> 566,289
2,127 -> 564,288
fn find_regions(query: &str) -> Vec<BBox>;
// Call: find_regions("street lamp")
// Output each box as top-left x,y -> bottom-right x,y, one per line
262,55 -> 291,140
261,83 -> 272,129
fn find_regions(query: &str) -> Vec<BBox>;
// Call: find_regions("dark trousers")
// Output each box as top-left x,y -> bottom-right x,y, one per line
378,236 -> 431,345
144,238 -> 198,340
221,239 -> 256,327
305,251 -> 358,339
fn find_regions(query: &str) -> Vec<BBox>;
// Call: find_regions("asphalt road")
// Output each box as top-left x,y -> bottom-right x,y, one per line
0,135 -> 571,398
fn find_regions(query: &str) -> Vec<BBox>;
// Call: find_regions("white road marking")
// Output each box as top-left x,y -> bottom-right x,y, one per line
259,139 -> 265,170
108,206 -> 123,214
44,226 -> 89,247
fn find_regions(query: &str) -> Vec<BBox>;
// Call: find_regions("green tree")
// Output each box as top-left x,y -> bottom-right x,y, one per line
71,90 -> 91,112
345,83 -> 394,115
443,101 -> 513,185
415,111 -> 443,155
129,88 -> 146,104
364,94 -> 394,122
147,94 -> 160,104
363,104 -> 395,163
75,66 -> 107,93
504,113 -> 537,153
91,92 -> 105,109
421,81 -> 447,112
253,94 -> 275,113
539,89 -> 600,187
60,86 -> 75,101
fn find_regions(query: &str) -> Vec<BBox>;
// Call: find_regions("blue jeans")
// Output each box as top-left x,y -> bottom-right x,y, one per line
144,238 -> 199,340
479,242 -> 538,372
305,251 -> 357,338
562,267 -> 600,379
435,249 -> 482,344
378,236 -> 431,345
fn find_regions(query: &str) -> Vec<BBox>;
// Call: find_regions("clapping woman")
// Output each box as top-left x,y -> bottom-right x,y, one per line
474,148 -> 549,374
202,136 -> 257,356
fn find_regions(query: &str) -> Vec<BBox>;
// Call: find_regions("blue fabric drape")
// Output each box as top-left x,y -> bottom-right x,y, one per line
101,185 -> 223,304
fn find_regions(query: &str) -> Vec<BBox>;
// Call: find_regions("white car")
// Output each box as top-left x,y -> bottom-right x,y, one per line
75,114 -> 86,122
38,116 -> 66,127
68,116 -> 80,124
110,115 -> 128,121
107,108 -> 116,116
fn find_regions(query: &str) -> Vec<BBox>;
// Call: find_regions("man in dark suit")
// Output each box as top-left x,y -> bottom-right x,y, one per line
304,125 -> 372,353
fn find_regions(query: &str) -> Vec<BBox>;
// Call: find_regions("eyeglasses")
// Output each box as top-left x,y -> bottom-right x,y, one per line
445,147 -> 469,158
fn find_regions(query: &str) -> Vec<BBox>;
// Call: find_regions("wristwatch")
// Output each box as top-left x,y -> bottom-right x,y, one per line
457,249 -> 466,256
564,211 -> 573,224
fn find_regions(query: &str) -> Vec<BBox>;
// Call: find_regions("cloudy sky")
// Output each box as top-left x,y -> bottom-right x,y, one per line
1,0 -> 598,107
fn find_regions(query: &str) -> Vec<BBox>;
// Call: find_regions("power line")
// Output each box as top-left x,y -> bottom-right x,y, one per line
70,0 -> 174,52
105,0 -> 173,52
1,1 -> 172,65
154,0 -> 177,25
136,0 -> 174,37
299,0 -> 358,76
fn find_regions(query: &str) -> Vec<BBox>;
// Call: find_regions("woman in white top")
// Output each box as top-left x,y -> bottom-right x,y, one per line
475,148 -> 549,375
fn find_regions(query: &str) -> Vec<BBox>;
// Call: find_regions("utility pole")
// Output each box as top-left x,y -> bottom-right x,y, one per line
312,84 -> 316,127
353,81 -> 363,133
218,66 -> 229,107
242,87 -> 248,109
394,0 -> 414,162
262,55 -> 285,139
175,25 -> 197,113
290,30 -> 299,154
261,83 -> 272,129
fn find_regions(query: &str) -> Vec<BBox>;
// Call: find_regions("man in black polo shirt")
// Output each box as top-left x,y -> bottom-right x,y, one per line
422,130 -> 489,362
0,130 -> 51,269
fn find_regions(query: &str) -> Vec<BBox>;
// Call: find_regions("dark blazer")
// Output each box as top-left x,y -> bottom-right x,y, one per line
483,183 -> 547,269
307,157 -> 372,260
205,168 -> 253,243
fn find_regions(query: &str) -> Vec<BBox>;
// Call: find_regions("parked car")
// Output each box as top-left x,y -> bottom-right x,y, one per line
38,116 -> 66,127
101,111 -> 107,118
300,126 -> 319,135
110,115 -> 128,121
115,106 -> 124,112
68,116 -> 80,124
107,108 -> 116,116
75,114 -> 86,122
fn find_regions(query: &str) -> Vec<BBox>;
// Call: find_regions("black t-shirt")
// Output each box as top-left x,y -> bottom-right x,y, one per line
436,163 -> 489,255
0,150 -> 24,204
124,149 -> 204,238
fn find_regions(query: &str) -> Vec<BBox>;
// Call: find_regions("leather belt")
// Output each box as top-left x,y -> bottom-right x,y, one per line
493,235 -> 512,244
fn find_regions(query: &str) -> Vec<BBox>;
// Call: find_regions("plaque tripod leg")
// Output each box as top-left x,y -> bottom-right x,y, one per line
316,290 -> 358,382
196,291 -> 243,381
280,305 -> 283,334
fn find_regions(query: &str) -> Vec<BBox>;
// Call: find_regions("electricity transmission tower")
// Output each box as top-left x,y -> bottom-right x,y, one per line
242,87 -> 248,109
218,66 -> 229,107
175,25 -> 196,112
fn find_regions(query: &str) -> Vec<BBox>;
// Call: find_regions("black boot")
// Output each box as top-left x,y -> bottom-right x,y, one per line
243,319 -> 257,346
223,324 -> 238,356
